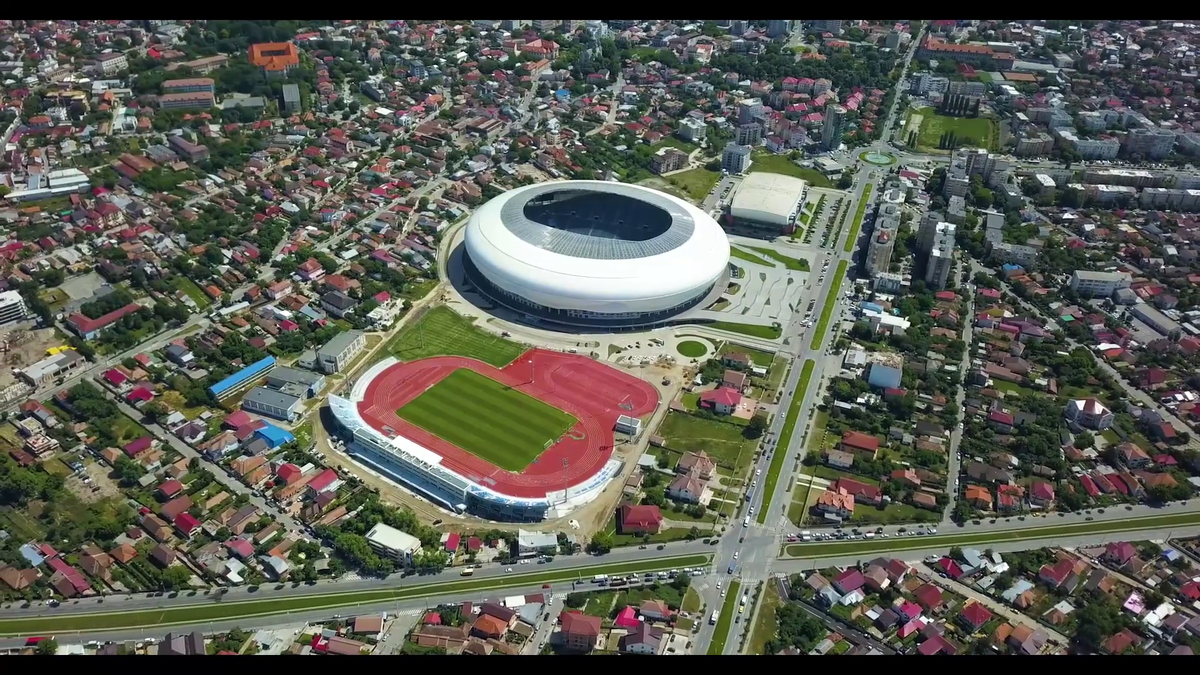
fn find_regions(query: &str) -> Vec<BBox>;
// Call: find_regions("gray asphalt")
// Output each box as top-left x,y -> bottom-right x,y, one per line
0,541 -> 716,617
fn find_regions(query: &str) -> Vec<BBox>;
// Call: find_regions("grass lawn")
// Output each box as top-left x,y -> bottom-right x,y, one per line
657,412 -> 758,473
1101,429 -> 1121,445
801,464 -> 877,485
387,305 -> 525,368
743,246 -> 810,272
652,136 -> 698,154
665,168 -> 720,201
806,410 -> 830,452
747,584 -> 783,655
842,184 -> 873,254
707,579 -> 741,654
0,506 -> 48,541
757,359 -> 813,524
748,152 -> 834,188
706,321 -> 782,340
292,421 -> 314,450
583,592 -> 617,617
161,390 -> 210,420
173,277 -> 213,309
400,278 -> 438,301
782,511 -> 1200,558
808,260 -> 847,350
683,586 -> 703,613
0,555 -> 710,634
615,582 -> 688,610
849,501 -> 940,526
42,457 -> 72,476
113,415 -> 151,444
677,340 -> 708,358
397,369 -> 577,472
761,354 -> 789,397
717,342 -> 776,369
992,379 -> 1036,397
730,246 -> 773,267
910,106 -> 998,151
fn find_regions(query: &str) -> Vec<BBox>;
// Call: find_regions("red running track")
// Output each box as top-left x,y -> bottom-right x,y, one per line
357,348 -> 659,499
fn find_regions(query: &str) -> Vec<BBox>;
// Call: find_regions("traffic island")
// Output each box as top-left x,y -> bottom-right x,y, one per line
858,150 -> 896,166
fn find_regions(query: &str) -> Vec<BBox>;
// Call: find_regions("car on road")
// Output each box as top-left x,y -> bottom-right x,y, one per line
728,564 -> 736,574
733,552 -> 739,560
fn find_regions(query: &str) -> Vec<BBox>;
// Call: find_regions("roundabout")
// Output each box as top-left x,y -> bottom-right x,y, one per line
859,150 -> 897,166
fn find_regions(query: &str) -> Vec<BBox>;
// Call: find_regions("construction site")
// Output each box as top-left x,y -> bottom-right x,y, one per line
0,326 -> 65,405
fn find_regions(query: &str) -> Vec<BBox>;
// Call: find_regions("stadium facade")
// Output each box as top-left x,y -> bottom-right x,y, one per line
327,358 -> 623,522
462,180 -> 731,330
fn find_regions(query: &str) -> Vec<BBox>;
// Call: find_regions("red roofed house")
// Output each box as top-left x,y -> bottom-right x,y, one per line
832,477 -> 882,505
559,611 -> 601,652
618,504 -> 663,535
67,303 -> 144,341
1104,542 -> 1137,565
157,479 -> 184,499
959,602 -> 993,631
174,512 -> 202,538
1030,481 -> 1055,508
102,369 -> 128,387
840,431 -> 881,459
444,532 -> 461,553
834,568 -> 865,593
306,468 -> 339,497
275,463 -> 303,486
913,583 -> 944,611
123,436 -> 154,457
698,387 -> 741,415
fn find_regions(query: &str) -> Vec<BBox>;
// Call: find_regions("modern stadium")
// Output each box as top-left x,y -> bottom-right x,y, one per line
461,180 -> 732,330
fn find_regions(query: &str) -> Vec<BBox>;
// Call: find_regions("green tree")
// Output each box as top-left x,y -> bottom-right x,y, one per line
35,638 -> 58,655
745,413 -> 769,440
162,565 -> 193,590
587,532 -> 614,554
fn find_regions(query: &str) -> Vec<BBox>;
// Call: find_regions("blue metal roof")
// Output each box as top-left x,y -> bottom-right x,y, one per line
208,356 -> 276,396
255,424 -> 295,448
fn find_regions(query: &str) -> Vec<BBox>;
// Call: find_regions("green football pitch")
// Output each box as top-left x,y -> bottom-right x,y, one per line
396,369 -> 578,472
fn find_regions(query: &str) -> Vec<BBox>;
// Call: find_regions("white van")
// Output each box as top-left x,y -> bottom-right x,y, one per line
743,516 -> 750,528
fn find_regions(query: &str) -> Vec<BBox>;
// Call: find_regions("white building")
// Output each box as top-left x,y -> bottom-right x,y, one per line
517,529 -> 558,556
721,142 -> 752,174
924,223 -> 956,290
677,117 -> 707,143
365,522 -> 423,566
0,290 -> 29,326
1069,270 -> 1131,298
317,330 -> 367,374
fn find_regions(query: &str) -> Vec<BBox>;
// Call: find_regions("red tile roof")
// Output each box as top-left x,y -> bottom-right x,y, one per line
561,611 -> 601,638
841,431 -> 880,451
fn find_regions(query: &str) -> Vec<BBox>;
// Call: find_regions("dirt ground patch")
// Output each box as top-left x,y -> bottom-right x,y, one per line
65,459 -> 123,504
0,325 -> 68,389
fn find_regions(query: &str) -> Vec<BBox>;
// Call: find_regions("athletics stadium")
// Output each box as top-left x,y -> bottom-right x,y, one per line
328,348 -> 659,522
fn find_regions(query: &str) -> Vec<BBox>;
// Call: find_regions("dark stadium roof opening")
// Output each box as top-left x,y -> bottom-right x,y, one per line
500,182 -> 696,260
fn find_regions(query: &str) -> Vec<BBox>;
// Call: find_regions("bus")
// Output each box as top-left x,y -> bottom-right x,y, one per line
709,610 -> 720,625
593,574 -> 608,583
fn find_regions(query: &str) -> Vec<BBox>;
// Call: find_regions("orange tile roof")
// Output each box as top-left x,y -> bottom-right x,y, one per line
249,42 -> 299,72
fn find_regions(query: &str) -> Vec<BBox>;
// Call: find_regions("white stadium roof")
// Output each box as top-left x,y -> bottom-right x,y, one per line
730,172 -> 807,227
464,180 -> 730,315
